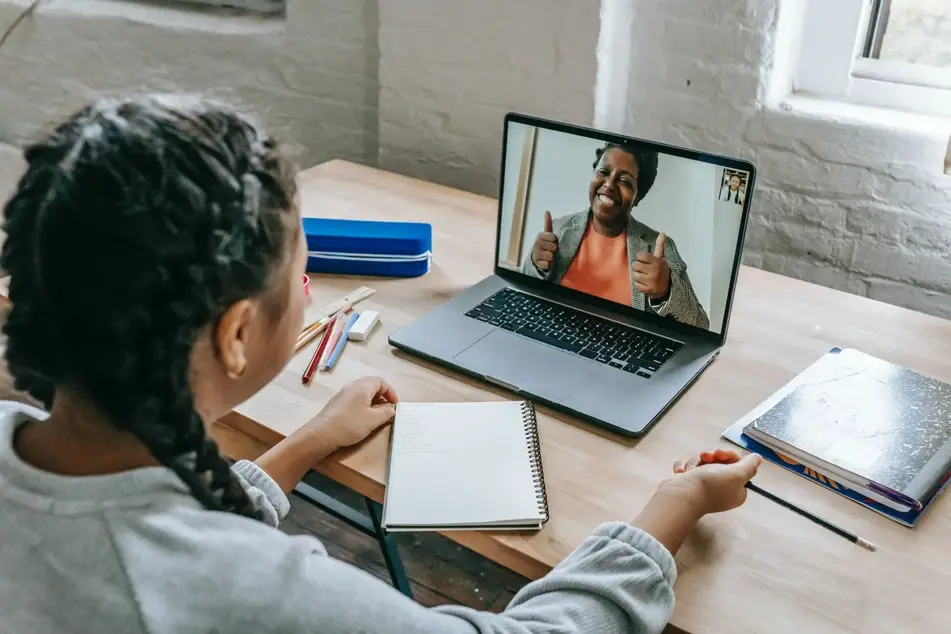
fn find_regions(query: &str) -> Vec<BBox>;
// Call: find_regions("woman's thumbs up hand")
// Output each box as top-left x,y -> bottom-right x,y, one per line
634,232 -> 671,300
531,211 -> 559,273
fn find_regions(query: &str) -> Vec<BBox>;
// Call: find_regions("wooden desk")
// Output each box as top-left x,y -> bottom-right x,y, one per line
213,160 -> 951,634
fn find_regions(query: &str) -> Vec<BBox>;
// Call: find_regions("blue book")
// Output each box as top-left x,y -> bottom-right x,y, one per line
722,347 -> 951,527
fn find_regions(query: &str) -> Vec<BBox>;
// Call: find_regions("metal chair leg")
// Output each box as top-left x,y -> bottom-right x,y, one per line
291,481 -> 413,599
366,497 -> 413,598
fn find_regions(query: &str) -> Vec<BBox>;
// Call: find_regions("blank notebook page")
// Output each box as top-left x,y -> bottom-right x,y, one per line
383,401 -> 541,527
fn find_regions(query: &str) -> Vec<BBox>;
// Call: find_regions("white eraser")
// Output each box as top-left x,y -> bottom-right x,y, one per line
347,310 -> 380,342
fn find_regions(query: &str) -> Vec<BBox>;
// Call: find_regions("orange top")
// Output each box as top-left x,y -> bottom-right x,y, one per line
559,223 -> 632,306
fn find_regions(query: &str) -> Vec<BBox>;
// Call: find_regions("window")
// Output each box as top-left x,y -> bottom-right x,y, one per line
795,0 -> 951,118
155,0 -> 285,15
865,0 -> 951,68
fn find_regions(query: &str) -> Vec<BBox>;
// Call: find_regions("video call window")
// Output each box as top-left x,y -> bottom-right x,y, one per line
497,123 -> 748,335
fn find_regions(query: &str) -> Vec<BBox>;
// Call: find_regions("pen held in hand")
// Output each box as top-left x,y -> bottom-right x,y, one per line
745,482 -> 876,552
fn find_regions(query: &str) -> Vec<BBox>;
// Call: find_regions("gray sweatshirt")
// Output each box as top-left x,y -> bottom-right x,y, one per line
0,400 -> 677,633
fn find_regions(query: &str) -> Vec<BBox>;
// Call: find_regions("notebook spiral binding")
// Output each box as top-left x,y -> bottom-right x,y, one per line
521,402 -> 550,522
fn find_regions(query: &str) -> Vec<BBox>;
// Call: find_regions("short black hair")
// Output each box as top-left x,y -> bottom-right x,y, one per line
593,142 -> 659,206
1,95 -> 297,521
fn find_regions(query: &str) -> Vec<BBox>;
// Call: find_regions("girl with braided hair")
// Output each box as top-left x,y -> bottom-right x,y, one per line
0,95 -> 761,634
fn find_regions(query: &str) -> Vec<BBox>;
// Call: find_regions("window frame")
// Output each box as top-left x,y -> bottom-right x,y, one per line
794,0 -> 951,118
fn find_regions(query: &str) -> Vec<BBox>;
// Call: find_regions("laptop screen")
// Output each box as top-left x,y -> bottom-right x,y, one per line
495,118 -> 752,336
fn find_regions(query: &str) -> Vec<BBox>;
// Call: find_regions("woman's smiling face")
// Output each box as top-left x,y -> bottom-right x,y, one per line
589,147 -> 638,227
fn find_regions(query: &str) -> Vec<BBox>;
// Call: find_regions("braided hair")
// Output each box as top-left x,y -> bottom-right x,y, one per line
0,95 -> 297,520
593,141 -> 659,206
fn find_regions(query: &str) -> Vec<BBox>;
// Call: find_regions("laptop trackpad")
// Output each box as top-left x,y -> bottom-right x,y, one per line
453,330 -> 582,404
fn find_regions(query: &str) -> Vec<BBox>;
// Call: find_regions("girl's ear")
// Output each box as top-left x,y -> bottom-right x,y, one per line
214,299 -> 257,380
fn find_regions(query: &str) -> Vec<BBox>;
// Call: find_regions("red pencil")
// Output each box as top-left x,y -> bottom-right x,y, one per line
302,326 -> 332,385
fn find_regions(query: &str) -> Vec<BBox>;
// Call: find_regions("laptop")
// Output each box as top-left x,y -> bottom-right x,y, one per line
389,113 -> 755,436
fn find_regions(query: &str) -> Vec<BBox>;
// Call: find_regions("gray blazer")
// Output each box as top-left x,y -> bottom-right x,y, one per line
520,209 -> 710,330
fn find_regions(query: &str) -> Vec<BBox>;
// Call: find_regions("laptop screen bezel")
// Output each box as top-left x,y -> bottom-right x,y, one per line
492,112 -> 756,347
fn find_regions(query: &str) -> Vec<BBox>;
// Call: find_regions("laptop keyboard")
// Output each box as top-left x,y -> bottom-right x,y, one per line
465,288 -> 682,378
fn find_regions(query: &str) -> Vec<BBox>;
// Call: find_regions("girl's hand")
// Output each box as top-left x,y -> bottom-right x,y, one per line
253,377 -> 397,494
631,448 -> 762,555
307,377 -> 398,451
664,448 -> 762,516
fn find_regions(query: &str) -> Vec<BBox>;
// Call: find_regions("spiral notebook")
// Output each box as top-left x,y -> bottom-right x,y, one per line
382,401 -> 549,531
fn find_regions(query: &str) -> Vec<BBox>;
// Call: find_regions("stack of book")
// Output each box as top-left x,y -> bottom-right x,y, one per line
723,348 -> 951,527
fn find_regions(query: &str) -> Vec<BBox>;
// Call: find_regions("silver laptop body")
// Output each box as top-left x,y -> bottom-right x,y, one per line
390,113 -> 755,436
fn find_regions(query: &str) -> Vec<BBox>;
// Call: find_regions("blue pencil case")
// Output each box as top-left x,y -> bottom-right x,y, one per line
302,217 -> 432,278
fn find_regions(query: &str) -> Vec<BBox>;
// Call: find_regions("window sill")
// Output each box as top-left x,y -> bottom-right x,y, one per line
777,94 -> 951,176
845,76 -> 951,122
852,58 -> 951,92
781,93 -> 950,129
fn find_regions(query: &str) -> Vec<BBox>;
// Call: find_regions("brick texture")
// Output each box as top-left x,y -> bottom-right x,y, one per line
377,0 -> 599,195
0,0 -> 380,169
0,144 -> 24,202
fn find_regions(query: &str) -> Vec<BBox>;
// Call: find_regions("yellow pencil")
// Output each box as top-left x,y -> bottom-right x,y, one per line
295,317 -> 332,353
295,301 -> 353,353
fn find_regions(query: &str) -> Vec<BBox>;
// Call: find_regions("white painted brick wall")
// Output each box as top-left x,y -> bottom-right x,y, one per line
614,0 -> 951,318
377,0 -> 600,195
0,143 -> 24,205
0,0 -> 379,169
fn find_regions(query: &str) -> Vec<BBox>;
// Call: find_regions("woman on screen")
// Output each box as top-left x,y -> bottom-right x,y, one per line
520,142 -> 709,330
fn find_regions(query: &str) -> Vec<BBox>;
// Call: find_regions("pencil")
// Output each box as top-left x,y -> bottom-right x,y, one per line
317,315 -> 347,372
299,316 -> 327,340
301,328 -> 332,385
324,312 -> 360,372
295,301 -> 354,353
295,316 -> 331,353
746,482 -> 876,552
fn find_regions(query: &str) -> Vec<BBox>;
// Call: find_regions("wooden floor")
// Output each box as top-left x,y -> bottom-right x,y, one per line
286,471 -> 529,610
285,474 -> 684,634
287,473 -> 686,634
